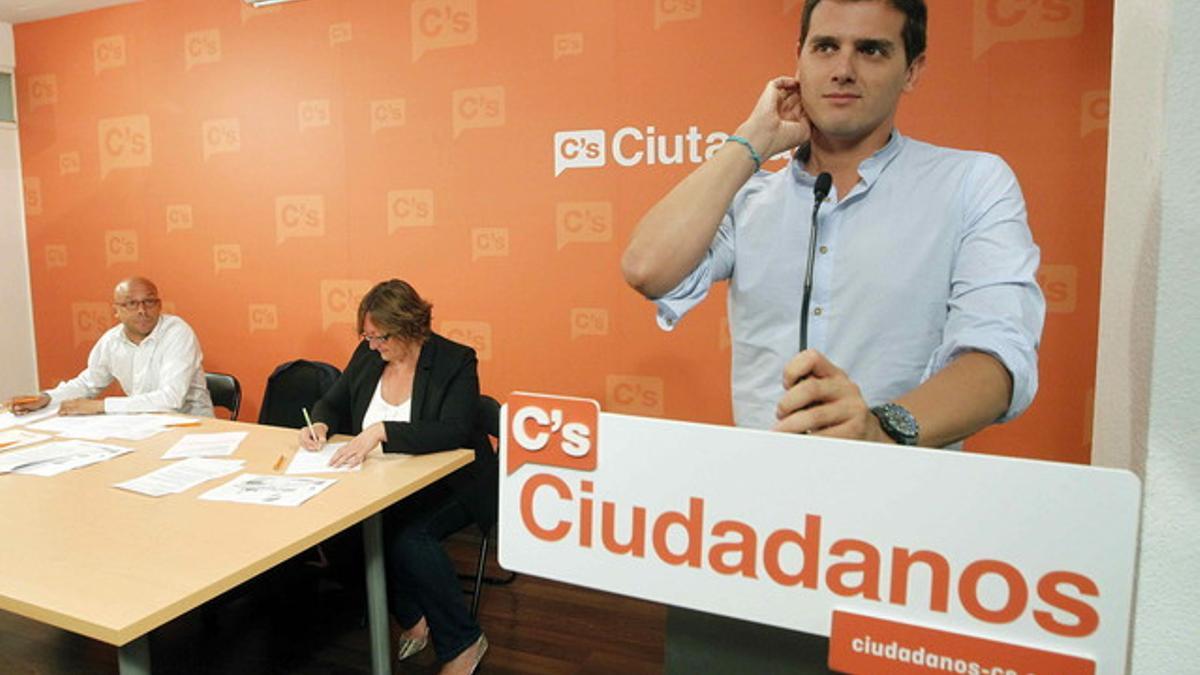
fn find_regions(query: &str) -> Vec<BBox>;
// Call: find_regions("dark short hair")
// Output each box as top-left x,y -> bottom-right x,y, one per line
356,279 -> 433,344
800,0 -> 927,66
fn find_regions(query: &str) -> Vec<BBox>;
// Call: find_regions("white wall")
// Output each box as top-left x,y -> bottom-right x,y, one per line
1095,1 -> 1200,671
0,21 -> 39,397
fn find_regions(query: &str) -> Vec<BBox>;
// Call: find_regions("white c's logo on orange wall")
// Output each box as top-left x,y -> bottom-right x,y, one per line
276,195 -> 326,244
471,228 -> 510,261
655,0 -> 702,29
1080,90 -> 1109,138
94,35 -> 126,74
556,202 -> 613,250
387,190 -> 434,232
98,115 -> 152,178
330,22 -> 352,46
24,177 -> 43,216
203,119 -> 241,160
605,375 -> 664,416
249,304 -> 279,333
59,152 -> 81,175
1038,264 -> 1078,314
452,86 -> 505,139
412,0 -> 477,62
45,245 -> 68,270
213,244 -> 243,274
439,321 -> 492,361
554,125 -> 728,176
570,308 -> 609,339
72,302 -> 112,348
185,29 -> 221,69
166,204 -> 194,232
29,74 -> 58,107
973,0 -> 1083,59
299,99 -> 332,131
371,99 -> 407,134
105,230 -> 139,267
553,33 -> 583,60
320,279 -> 371,331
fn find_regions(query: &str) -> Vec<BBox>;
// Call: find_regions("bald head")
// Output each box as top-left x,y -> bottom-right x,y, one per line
114,276 -> 158,302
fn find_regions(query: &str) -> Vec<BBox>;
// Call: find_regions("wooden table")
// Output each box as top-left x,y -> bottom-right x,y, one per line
0,417 -> 473,674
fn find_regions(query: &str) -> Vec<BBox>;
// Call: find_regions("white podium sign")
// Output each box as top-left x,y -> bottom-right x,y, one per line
497,393 -> 1140,675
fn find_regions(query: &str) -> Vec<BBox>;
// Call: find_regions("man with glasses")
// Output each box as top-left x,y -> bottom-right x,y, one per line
7,276 -> 214,417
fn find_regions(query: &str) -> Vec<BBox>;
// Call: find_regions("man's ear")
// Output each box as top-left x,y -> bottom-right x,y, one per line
903,53 -> 926,92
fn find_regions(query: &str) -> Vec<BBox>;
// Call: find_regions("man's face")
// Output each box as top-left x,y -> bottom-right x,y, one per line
113,280 -> 162,341
796,0 -> 924,144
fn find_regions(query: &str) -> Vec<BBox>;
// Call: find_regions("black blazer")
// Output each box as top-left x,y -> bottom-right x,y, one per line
311,333 -> 497,527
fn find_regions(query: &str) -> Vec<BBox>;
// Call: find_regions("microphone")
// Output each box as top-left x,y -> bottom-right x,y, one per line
799,172 -> 832,352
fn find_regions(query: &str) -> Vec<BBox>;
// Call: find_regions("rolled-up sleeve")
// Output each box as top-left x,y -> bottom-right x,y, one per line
924,154 -> 1045,422
654,212 -> 737,331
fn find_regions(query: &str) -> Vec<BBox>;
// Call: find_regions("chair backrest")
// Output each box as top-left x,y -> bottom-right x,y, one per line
257,360 -> 342,428
205,372 -> 242,421
477,394 -> 501,440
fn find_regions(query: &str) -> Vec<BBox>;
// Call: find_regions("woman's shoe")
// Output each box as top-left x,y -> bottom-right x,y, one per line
396,632 -> 429,661
468,634 -> 488,674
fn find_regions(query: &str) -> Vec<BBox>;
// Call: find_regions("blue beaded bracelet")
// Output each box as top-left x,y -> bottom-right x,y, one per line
725,134 -> 762,172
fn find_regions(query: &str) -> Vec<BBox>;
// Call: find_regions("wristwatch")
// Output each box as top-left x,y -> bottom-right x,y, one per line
870,403 -> 919,446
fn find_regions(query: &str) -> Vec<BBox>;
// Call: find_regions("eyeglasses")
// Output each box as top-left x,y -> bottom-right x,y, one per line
115,298 -> 162,311
360,333 -> 392,345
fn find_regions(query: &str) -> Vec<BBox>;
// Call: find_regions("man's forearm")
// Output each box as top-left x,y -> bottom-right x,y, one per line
621,142 -> 756,298
896,351 -> 1014,448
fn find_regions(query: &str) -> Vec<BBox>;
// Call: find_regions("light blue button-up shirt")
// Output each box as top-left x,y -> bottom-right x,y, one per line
655,131 -> 1044,432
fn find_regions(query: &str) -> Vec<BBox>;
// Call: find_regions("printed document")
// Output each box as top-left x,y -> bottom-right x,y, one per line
0,404 -> 62,431
0,440 -> 133,476
286,442 -> 364,474
199,473 -> 336,507
114,458 -> 246,497
162,431 -> 249,459
0,429 -> 53,452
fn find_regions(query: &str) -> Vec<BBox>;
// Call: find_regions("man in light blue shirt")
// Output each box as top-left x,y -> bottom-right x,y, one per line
622,0 -> 1043,449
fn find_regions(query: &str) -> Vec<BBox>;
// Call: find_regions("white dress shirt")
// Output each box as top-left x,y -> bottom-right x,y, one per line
46,314 -> 215,417
656,131 -> 1045,433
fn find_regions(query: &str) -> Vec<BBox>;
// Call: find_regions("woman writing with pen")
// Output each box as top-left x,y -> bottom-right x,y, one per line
299,279 -> 494,675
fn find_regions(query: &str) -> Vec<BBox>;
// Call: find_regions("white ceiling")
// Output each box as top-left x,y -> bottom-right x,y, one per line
0,0 -> 144,24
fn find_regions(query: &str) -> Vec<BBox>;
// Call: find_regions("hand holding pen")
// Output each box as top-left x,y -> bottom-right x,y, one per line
299,407 -> 328,451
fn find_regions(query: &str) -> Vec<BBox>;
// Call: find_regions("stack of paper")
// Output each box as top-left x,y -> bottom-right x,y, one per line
0,440 -> 133,476
27,414 -> 194,441
114,458 -> 246,497
0,429 -> 53,452
0,404 -> 62,431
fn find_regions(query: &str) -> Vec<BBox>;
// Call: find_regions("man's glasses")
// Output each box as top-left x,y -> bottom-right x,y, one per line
360,333 -> 392,345
115,298 -> 162,311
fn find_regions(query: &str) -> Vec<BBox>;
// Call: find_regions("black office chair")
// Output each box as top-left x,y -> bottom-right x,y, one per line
205,372 -> 242,421
258,359 -> 342,428
464,394 -> 516,618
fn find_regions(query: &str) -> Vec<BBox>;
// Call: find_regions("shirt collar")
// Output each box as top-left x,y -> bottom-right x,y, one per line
789,129 -> 907,190
121,315 -> 164,347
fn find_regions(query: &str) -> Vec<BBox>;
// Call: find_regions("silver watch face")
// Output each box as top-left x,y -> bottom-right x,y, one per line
874,403 -> 918,445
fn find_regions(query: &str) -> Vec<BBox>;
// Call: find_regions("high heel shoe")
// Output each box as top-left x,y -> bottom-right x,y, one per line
396,632 -> 429,661
468,634 -> 488,673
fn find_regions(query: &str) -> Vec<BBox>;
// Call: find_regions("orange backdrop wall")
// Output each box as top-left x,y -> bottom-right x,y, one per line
15,0 -> 1111,463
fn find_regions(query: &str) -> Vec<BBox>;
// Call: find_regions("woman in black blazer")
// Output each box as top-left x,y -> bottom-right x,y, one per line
300,279 -> 494,674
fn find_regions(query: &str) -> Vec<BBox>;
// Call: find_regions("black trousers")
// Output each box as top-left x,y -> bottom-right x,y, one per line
384,481 -> 482,663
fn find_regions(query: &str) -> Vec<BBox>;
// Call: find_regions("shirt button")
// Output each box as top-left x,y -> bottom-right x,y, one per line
819,246 -> 829,255
813,307 -> 823,317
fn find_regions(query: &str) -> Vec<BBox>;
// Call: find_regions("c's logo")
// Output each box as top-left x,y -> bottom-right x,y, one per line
275,195 -> 326,244
439,320 -> 492,361
249,304 -> 279,333
412,0 -> 477,61
506,393 -> 599,475
553,33 -> 583,60
166,204 -> 194,232
452,86 -> 505,139
29,74 -> 58,108
24,177 -> 42,216
371,99 -> 407,134
554,130 -> 606,176
570,308 -> 609,339
605,375 -> 664,416
655,0 -> 702,29
973,0 -> 1083,59
471,228 -> 510,261
98,115 -> 152,178
387,189 -> 434,232
213,244 -> 242,274
94,35 -> 126,74
72,302 -> 112,348
1080,90 -> 1109,138
556,201 -> 613,250
45,245 -> 68,270
184,29 -> 222,70
59,152 -> 81,175
105,230 -> 138,267
203,118 -> 241,160
330,22 -> 353,46
299,99 -> 332,131
1038,264 -> 1077,314
320,279 -> 371,330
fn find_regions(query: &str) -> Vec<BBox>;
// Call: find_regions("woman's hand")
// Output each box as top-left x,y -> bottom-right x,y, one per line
330,422 -> 385,468
299,422 -> 329,450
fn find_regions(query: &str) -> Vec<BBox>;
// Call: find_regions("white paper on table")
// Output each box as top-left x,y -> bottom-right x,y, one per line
0,440 -> 133,476
27,413 -> 192,441
0,404 -> 62,431
114,458 -> 246,497
285,442 -> 365,474
161,431 -> 249,459
0,429 -> 54,452
199,473 -> 336,507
